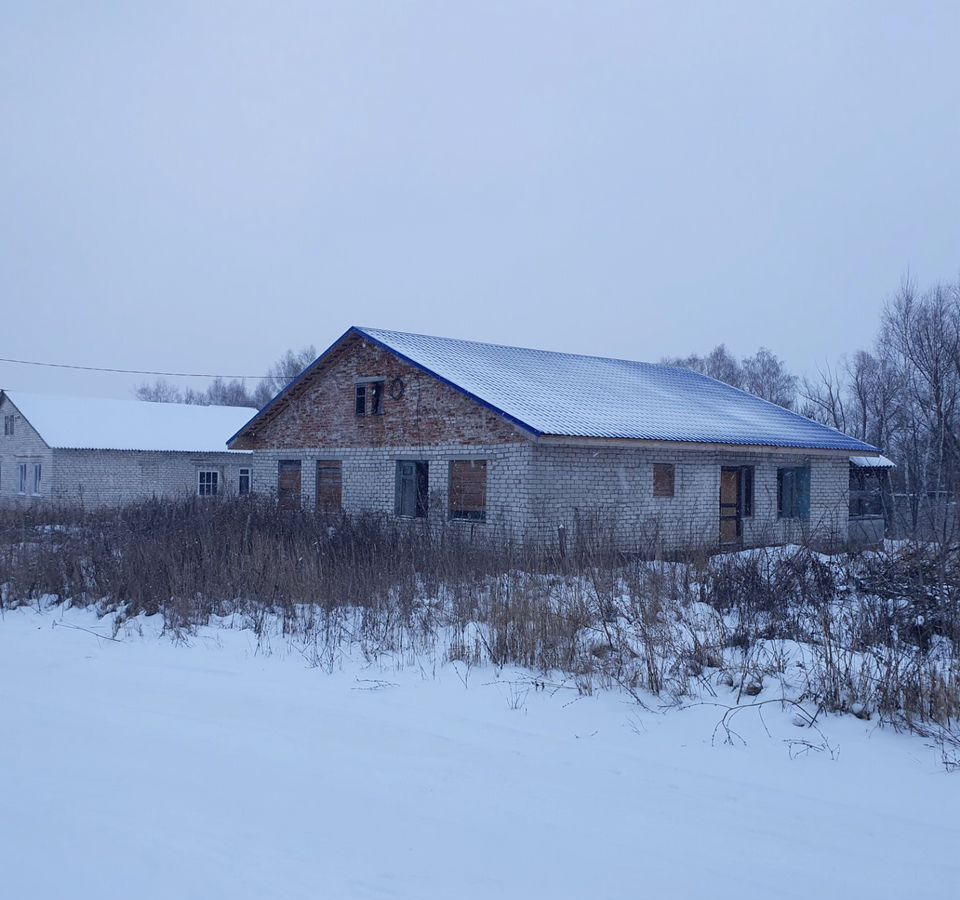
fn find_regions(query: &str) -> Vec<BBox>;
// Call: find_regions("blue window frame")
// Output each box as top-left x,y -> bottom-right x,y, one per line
777,466 -> 810,519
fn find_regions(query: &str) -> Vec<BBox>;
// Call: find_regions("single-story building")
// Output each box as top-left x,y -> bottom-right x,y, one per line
228,326 -> 883,552
0,391 -> 253,508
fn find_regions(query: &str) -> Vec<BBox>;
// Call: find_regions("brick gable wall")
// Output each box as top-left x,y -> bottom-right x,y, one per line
233,334 -> 529,451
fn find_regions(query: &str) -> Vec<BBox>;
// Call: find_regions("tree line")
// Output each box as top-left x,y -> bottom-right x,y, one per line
664,274 -> 960,497
137,272 -> 960,498
135,346 -> 317,410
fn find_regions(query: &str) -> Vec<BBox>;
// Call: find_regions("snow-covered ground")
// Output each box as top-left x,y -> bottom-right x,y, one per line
1,604 -> 957,900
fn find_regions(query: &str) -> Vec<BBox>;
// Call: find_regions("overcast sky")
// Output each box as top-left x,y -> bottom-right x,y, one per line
2,2 -> 959,399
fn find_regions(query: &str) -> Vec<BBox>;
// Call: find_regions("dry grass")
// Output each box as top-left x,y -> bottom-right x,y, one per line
1,499 -> 957,755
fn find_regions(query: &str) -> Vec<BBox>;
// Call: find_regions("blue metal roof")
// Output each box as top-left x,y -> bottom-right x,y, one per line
353,327 -> 878,452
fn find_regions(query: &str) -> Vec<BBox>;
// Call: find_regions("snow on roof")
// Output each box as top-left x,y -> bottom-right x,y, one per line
850,455 -> 895,469
337,328 -> 878,452
3,391 -> 253,453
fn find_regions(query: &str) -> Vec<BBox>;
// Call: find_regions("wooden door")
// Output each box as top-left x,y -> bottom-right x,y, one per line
719,467 -> 742,545
278,460 -> 302,511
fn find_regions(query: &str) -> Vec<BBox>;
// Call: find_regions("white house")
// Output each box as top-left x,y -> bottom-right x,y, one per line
0,391 -> 253,507
228,326 -> 884,551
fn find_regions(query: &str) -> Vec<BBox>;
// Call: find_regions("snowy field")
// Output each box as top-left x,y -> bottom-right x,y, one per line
1,604 -> 957,900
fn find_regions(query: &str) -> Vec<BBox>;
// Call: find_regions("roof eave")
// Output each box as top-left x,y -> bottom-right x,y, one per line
534,433 -> 877,455
51,445 -> 253,454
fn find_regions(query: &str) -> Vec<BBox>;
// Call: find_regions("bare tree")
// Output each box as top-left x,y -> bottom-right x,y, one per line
261,345 -> 317,397
134,379 -> 184,403
801,363 -> 848,431
882,279 -> 960,494
206,377 -> 259,408
847,348 -> 906,450
663,344 -> 744,388
741,347 -> 798,409
668,344 -> 797,409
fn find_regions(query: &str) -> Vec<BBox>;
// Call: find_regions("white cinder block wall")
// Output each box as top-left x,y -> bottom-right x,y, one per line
245,441 -> 850,550
249,443 -> 534,539
49,450 -> 253,507
1,392 -> 254,509
528,443 -> 849,551
0,394 -> 54,503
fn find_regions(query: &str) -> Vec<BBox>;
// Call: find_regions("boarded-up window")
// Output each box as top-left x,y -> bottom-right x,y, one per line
395,460 -> 428,518
449,460 -> 487,521
278,459 -> 302,511
316,460 -> 342,513
653,463 -> 675,498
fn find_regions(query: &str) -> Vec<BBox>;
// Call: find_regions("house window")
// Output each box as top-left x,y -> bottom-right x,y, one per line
777,466 -> 810,519
18,463 -> 27,495
3,415 -> 13,436
355,378 -> 386,416
238,467 -> 251,495
32,463 -> 42,496
395,460 -> 428,518
653,463 -> 675,498
198,470 -> 219,496
316,460 -> 342,513
449,460 -> 487,521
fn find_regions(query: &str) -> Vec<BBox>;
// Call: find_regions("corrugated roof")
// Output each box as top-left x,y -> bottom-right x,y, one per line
3,391 -> 253,453
850,455 -> 895,469
354,328 -> 879,452
231,326 -> 882,453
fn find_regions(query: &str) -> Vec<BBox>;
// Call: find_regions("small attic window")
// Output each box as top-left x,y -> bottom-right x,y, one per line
355,378 -> 385,416
3,415 -> 13,436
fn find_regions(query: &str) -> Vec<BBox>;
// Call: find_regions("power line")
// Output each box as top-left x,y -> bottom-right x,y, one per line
0,356 -> 267,380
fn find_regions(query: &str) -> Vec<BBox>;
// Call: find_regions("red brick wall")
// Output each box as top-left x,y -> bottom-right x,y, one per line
233,333 -> 529,450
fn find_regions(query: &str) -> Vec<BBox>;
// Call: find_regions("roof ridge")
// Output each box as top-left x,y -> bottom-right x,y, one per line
231,325 -> 880,453
356,326 -> 673,370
